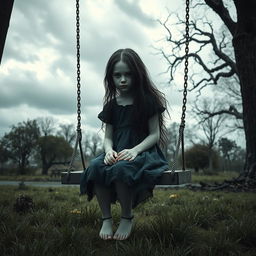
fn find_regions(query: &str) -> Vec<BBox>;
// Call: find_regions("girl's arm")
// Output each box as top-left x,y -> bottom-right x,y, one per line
104,123 -> 114,153
117,114 -> 160,161
103,123 -> 118,165
132,113 -> 160,154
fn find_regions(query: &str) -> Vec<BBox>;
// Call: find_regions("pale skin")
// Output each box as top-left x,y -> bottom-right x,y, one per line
104,115 -> 160,165
96,60 -> 160,240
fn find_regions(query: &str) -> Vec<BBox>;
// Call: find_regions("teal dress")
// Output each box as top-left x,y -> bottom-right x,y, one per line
80,96 -> 169,209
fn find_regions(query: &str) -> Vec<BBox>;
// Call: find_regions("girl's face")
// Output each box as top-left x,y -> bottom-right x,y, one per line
112,61 -> 133,95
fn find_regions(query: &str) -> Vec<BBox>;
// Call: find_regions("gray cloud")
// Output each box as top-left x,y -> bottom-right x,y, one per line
0,0 -> 182,137
113,0 -> 156,27
3,0 -> 75,64
0,71 -> 75,114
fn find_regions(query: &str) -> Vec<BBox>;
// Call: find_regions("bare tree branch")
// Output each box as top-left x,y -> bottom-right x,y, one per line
172,52 -> 235,89
193,98 -> 243,131
37,117 -> 55,136
197,106 -> 243,120
204,0 -> 237,35
157,14 -> 237,92
193,99 -> 226,152
156,5 -> 243,133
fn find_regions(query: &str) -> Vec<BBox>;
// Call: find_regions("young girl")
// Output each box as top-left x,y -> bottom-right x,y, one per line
80,48 -> 170,240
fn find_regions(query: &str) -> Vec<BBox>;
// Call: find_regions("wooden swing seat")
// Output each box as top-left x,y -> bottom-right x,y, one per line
61,169 -> 191,185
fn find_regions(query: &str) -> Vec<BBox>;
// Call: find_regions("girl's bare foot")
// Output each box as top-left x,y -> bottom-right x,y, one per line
99,217 -> 113,240
113,216 -> 134,240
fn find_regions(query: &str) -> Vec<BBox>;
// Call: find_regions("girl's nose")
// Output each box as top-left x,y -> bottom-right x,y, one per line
121,75 -> 126,82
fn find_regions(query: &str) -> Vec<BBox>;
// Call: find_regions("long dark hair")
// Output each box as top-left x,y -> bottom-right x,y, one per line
103,48 -> 169,148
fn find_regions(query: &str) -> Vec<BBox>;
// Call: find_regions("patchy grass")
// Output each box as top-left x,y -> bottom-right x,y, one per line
192,171 -> 239,184
0,184 -> 255,256
0,175 -> 60,182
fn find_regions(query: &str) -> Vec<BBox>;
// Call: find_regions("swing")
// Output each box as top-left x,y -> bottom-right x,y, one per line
61,0 -> 191,186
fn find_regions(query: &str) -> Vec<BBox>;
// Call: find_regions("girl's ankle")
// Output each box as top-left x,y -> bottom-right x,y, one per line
102,216 -> 112,221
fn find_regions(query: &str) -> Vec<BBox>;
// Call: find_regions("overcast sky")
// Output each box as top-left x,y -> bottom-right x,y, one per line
0,0 -> 244,147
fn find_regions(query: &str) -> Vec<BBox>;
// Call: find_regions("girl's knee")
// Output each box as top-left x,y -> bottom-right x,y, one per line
89,158 -> 102,170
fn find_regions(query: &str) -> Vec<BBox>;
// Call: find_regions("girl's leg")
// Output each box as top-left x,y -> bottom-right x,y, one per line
113,181 -> 133,240
94,183 -> 113,240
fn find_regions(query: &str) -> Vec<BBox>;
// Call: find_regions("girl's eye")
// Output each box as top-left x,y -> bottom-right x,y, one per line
113,72 -> 132,78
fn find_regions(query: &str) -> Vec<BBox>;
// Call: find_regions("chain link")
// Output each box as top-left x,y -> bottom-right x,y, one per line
171,0 -> 190,172
76,0 -> 81,132
66,0 -> 84,177
182,0 -> 189,127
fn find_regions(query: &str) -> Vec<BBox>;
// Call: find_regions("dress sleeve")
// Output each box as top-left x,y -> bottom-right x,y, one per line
146,95 -> 166,119
98,102 -> 113,124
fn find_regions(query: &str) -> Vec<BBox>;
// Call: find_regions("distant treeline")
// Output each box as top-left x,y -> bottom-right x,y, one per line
0,118 -> 245,175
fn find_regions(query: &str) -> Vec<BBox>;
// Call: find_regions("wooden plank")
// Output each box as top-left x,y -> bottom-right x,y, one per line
61,170 -> 191,185
157,170 -> 191,185
61,171 -> 83,184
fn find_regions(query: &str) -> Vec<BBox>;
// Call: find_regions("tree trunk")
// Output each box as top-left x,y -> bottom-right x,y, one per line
233,35 -> 256,173
19,154 -> 27,175
232,0 -> 256,174
208,150 -> 213,172
42,164 -> 48,175
41,156 -> 56,175
41,155 -> 49,175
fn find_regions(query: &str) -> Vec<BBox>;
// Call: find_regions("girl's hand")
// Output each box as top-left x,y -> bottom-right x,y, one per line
117,148 -> 138,161
104,150 -> 118,165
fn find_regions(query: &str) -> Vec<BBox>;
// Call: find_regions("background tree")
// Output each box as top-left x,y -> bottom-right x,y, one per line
37,117 -> 55,136
218,137 -> 245,172
208,76 -> 243,131
185,144 -> 219,173
218,137 -> 236,170
84,132 -> 103,160
193,99 -> 225,171
229,145 -> 245,173
37,135 -> 73,175
158,0 -> 256,175
57,124 -> 76,145
0,141 -> 9,173
1,120 -> 40,174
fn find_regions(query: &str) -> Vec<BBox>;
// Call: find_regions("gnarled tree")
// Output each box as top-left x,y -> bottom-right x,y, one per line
159,0 -> 256,175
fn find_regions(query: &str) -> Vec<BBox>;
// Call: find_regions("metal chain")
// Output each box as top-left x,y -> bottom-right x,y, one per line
182,0 -> 189,127
76,0 -> 86,170
171,0 -> 190,172
67,132 -> 80,175
66,0 -> 85,178
76,0 -> 81,132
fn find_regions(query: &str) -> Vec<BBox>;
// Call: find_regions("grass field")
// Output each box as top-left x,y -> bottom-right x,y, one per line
1,180 -> 256,256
